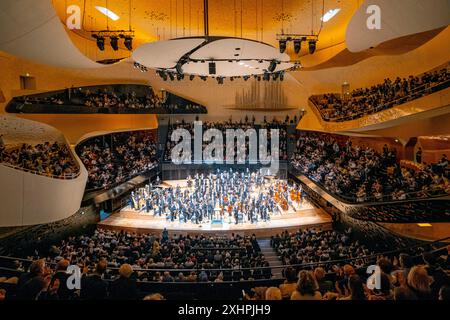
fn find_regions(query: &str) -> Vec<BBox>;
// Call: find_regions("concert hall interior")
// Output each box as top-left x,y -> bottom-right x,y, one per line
0,0 -> 450,304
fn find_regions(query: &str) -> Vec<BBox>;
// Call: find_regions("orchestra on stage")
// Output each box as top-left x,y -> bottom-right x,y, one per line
129,169 -> 304,225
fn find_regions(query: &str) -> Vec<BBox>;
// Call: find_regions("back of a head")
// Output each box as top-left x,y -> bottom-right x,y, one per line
297,270 -> 319,296
314,267 -> 326,281
143,293 -> 165,300
96,260 -> 108,275
119,264 -> 133,279
56,259 -> 69,272
343,264 -> 355,276
29,259 -> 45,276
407,266 -> 432,294
284,267 -> 297,283
265,287 -> 282,301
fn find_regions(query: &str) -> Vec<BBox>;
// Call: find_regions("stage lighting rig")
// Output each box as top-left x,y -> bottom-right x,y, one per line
91,30 -> 135,51
276,34 -> 319,55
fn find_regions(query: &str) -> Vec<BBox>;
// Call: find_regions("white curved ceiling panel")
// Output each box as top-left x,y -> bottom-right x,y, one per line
346,0 -> 450,52
133,38 -> 206,69
0,0 -> 105,68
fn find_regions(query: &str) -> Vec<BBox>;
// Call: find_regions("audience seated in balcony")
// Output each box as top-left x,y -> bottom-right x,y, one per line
0,141 -> 78,178
77,130 -> 158,190
18,86 -> 206,113
291,132 -> 450,202
311,66 -> 450,122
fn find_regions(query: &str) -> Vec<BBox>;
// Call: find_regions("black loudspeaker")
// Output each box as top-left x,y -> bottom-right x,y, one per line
209,62 -> 216,75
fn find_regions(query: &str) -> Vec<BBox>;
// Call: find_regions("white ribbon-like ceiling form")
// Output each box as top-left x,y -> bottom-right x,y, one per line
346,0 -> 450,52
0,0 -> 105,69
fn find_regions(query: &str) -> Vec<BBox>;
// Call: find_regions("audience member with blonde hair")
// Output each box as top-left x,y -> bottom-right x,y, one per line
405,266 -> 433,300
265,287 -> 282,300
143,293 -> 165,300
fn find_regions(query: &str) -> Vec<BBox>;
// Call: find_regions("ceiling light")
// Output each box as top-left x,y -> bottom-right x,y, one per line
122,35 -> 133,51
268,60 -> 277,73
92,35 -> 105,51
293,39 -> 302,54
279,39 -> 287,53
110,36 -> 119,51
321,8 -> 341,22
308,40 -> 317,54
95,6 -> 120,21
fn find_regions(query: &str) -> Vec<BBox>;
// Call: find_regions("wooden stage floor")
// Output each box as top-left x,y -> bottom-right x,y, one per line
99,180 -> 332,237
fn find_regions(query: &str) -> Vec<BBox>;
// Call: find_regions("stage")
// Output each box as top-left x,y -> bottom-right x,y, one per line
98,179 -> 332,236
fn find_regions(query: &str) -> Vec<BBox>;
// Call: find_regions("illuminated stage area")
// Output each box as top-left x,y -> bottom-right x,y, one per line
99,176 -> 332,236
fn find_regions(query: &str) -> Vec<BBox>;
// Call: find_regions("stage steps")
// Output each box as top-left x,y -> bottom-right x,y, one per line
257,239 -> 284,279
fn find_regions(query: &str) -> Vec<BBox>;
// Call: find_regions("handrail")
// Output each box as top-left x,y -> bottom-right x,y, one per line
310,77 -> 450,122
1,236 -> 448,275
0,162 -> 81,180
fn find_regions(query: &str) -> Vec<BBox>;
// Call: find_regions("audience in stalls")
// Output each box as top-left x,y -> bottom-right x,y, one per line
0,141 -> 78,178
77,130 -> 158,189
18,87 -> 206,113
165,116 -> 291,162
311,66 -> 450,122
271,228 -> 373,274
2,228 -> 449,300
291,132 -> 450,202
2,228 -> 269,300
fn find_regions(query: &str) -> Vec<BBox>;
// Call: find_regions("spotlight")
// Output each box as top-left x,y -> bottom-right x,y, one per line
189,74 -> 195,81
217,77 -> 224,85
279,72 -> 285,81
263,73 -> 270,81
294,39 -> 302,54
230,77 -> 234,81
272,73 -> 279,81
176,62 -> 184,75
243,75 -> 250,81
308,40 -> 317,54
110,36 -> 119,51
123,36 -> 133,51
279,39 -> 287,53
176,74 -> 183,81
92,35 -> 105,51
168,72 -> 175,81
200,76 -> 207,81
268,60 -> 277,73
257,76 -> 261,81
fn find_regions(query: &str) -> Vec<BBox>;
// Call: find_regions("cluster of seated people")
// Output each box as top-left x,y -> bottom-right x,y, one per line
271,228 -> 373,272
77,130 -> 158,190
0,229 -> 270,300
165,116 -> 291,162
311,65 -> 450,122
0,141 -> 78,178
17,87 -> 206,113
0,227 -> 448,301
291,132 -> 450,202
240,227 -> 450,301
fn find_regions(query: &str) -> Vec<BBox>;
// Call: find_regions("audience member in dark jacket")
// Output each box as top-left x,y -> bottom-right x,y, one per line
80,260 -> 108,300
109,264 -> 139,300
